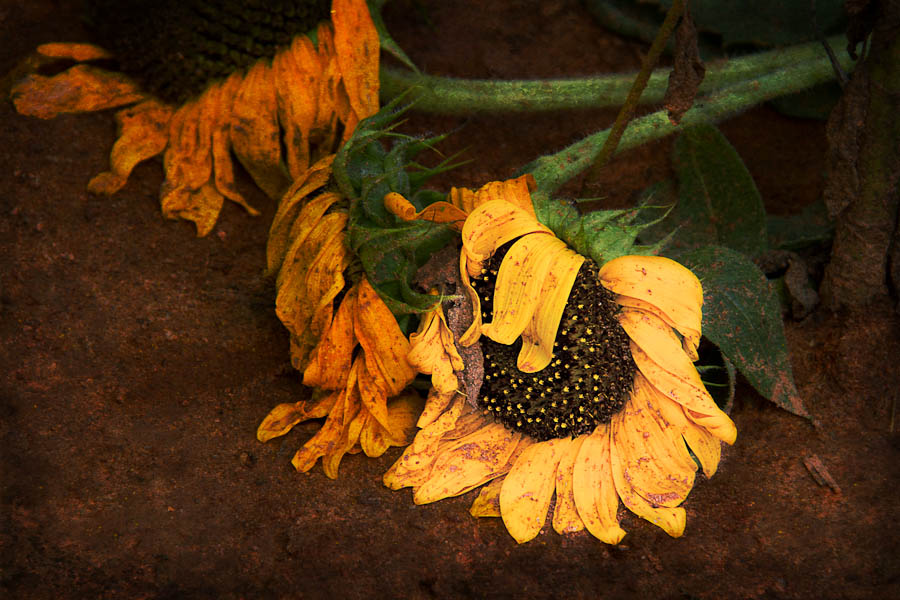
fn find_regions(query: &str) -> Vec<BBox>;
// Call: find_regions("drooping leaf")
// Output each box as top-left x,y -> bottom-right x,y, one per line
674,245 -> 809,418
654,124 -> 769,257
767,199 -> 834,250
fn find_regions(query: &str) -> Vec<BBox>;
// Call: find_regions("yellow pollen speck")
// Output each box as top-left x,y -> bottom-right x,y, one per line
586,327 -> 593,334
562,386 -> 569,393
593,374 -> 599,380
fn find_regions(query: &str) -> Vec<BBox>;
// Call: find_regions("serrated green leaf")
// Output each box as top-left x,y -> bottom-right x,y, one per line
667,124 -> 768,257
674,245 -> 809,418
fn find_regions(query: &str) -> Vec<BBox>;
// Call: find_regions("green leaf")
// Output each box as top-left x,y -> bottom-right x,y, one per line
674,245 -> 809,418
662,124 -> 769,257
767,198 -> 834,250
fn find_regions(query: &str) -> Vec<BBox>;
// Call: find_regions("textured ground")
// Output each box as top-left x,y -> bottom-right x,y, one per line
2,1 -> 899,598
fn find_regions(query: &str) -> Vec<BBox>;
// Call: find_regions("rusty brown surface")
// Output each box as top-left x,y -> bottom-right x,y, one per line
2,1 -> 899,598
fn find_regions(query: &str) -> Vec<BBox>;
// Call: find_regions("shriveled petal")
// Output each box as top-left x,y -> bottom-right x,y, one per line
572,424 -> 627,544
413,422 -> 522,504
612,378 -> 697,509
355,278 -> 416,397
230,61 -> 289,199
208,72 -> 258,216
448,186 -> 477,214
600,255 -> 703,359
87,99 -> 172,195
384,395 -> 469,490
461,200 -> 553,278
267,155 -> 336,275
472,175 -> 538,217
274,34 -> 320,180
469,476 -> 505,518
552,435 -> 586,535
458,252 -> 483,347
304,285 -> 357,390
482,233 -> 561,344
332,0 -> 380,124
292,362 -> 360,473
385,393 -> 427,446
312,23 -> 341,149
37,42 -> 111,61
12,64 -> 144,119
500,438 -> 568,543
256,394 -> 338,443
408,300 -> 464,394
651,378 -> 722,478
384,192 -> 468,232
610,414 -> 687,538
621,308 -> 737,444
358,351 -> 391,432
517,247 -> 584,372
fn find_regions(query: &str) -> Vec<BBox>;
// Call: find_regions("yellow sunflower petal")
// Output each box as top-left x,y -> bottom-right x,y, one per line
304,284 -> 357,390
87,99 -> 172,195
36,42 -> 112,61
613,378 -> 697,509
408,299 -> 464,394
609,413 -> 687,538
11,64 -> 144,119
599,255 -> 703,358
458,252 -> 483,347
517,247 -> 585,372
209,72 -> 259,216
499,437 -> 568,544
448,186 -> 477,214
292,361 -> 360,473
385,393 -> 427,446
384,192 -> 469,231
472,175 -> 538,217
572,424 -> 627,544
274,34 -> 321,180
552,435 -> 587,535
332,0 -> 380,124
620,308 -> 737,444
312,23 -> 341,149
383,395 -> 468,490
413,422 -> 522,504
358,351 -> 391,432
469,476 -> 505,518
461,200 -> 553,278
482,233 -> 562,345
267,155 -> 336,275
355,278 -> 416,397
321,384 -> 363,479
652,379 -> 722,478
417,388 -> 457,429
256,394 -> 337,443
230,60 -> 289,199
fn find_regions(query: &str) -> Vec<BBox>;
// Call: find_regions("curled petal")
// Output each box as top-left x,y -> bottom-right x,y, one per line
600,255 -> 703,358
610,412 -> 687,538
304,285 -> 357,390
87,99 -> 172,195
408,301 -> 464,394
209,72 -> 258,216
482,233 -> 562,345
613,378 -> 697,509
12,64 -> 144,119
267,156 -> 336,275
37,42 -> 111,61
552,435 -> 586,535
472,175 -> 538,217
621,308 -> 736,444
384,192 -> 468,232
256,394 -> 337,443
500,438 -> 568,543
355,278 -> 416,398
572,425 -> 627,544
516,247 -> 584,372
230,60 -> 289,199
650,376 -> 722,478
413,422 -> 522,504
461,200 -> 552,278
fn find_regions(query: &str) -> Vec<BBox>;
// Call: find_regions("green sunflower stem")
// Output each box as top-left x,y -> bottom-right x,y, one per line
525,46 -> 856,201
378,35 -> 847,114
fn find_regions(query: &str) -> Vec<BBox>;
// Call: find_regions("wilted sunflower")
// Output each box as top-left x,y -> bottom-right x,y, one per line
384,177 -> 737,544
256,155 -> 423,477
10,0 -> 378,236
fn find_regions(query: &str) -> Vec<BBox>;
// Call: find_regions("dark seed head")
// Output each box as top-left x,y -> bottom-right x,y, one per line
84,0 -> 332,103
472,240 -> 636,442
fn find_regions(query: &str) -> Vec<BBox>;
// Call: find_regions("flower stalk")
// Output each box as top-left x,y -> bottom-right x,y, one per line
523,46 -> 856,200
379,35 -> 849,114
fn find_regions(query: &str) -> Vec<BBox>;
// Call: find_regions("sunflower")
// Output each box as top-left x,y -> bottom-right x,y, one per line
255,155 -> 423,477
384,178 -> 737,544
9,0 -> 378,236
